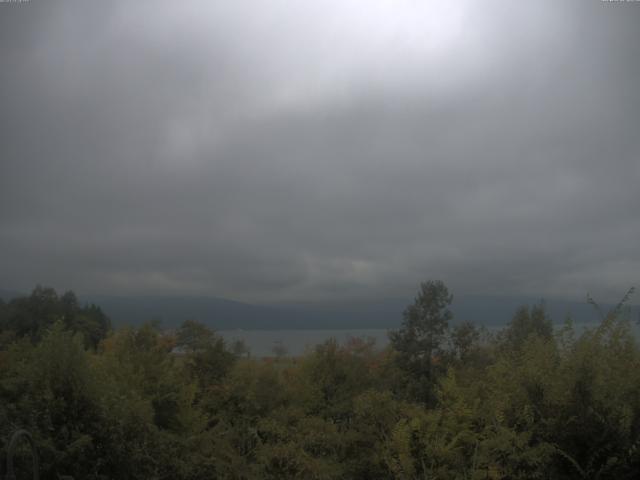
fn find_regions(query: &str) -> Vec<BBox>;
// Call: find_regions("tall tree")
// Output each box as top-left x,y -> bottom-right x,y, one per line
389,280 -> 453,404
176,319 -> 236,389
450,320 -> 481,362
502,303 -> 553,352
0,287 -> 110,348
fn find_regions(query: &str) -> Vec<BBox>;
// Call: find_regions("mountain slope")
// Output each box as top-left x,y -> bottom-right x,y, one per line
2,289 -> 636,330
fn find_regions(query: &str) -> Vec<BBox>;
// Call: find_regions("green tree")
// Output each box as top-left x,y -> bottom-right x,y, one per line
501,303 -> 553,352
450,320 -> 481,362
389,280 -> 453,404
176,319 -> 236,390
176,319 -> 216,351
0,287 -> 110,348
0,322 -> 107,479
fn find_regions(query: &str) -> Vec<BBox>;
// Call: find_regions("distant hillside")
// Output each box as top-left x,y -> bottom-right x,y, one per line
2,289 -> 637,330
0,290 -> 21,302
86,294 -> 639,330
86,295 -> 288,329
83,295 -> 407,330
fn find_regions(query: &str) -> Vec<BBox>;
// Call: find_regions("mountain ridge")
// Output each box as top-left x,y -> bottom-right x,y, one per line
3,289 -> 637,330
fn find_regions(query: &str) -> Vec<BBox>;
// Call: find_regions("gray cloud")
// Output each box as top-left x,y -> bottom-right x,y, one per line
1,0 -> 639,303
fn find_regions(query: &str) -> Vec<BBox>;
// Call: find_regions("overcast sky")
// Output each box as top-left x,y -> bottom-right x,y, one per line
1,0 -> 639,303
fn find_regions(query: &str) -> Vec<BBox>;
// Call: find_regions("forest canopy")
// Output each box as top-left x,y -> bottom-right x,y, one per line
1,283 -> 639,479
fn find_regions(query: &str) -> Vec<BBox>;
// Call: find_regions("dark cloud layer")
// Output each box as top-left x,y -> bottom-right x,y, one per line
1,0 -> 639,302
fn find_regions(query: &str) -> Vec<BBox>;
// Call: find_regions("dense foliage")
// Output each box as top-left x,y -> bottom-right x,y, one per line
1,283 -> 639,479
